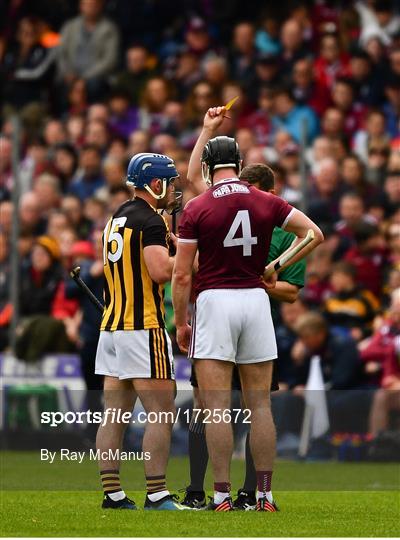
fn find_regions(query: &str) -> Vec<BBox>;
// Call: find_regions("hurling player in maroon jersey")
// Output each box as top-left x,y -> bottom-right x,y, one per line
172,106 -> 323,512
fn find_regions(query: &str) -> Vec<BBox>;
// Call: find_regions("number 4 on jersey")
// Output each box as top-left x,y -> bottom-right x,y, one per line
223,210 -> 258,256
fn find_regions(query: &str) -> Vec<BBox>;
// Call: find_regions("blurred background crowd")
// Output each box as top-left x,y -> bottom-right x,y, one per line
0,0 -> 399,439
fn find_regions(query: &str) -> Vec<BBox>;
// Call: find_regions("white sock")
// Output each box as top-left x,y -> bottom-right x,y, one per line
148,490 -> 170,502
108,490 -> 126,501
214,491 -> 230,504
257,490 -> 273,503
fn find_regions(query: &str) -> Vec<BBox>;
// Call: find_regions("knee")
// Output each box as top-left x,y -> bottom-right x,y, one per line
150,400 -> 176,416
244,390 -> 271,412
200,389 -> 231,410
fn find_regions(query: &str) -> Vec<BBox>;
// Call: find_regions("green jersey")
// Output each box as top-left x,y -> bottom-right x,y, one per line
267,227 -> 306,317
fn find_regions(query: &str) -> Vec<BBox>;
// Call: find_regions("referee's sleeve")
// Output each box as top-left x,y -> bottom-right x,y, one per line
142,213 -> 169,248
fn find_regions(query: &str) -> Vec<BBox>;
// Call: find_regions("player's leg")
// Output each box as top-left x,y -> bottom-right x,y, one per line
96,375 -> 137,508
235,361 -> 280,510
132,377 -> 180,507
189,289 -> 238,510
236,288 -> 279,512
95,331 -> 137,509
182,375 -> 208,508
238,362 -> 278,511
232,393 -> 257,510
195,359 -> 234,510
117,328 -> 185,510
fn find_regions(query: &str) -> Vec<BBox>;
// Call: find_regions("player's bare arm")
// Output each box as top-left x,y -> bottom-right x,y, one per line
171,241 -> 198,353
187,106 -> 227,196
264,209 -> 324,280
143,244 -> 175,284
267,281 -> 300,303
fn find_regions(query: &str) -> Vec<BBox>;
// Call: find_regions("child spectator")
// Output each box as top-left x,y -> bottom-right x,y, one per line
324,261 -> 379,340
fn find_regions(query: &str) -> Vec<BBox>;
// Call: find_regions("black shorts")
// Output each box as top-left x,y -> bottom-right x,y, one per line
190,360 -> 279,392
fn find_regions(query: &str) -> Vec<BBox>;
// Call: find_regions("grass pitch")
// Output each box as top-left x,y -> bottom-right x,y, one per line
1,452 -> 399,537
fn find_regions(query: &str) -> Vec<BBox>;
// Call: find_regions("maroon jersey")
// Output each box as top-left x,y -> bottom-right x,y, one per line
179,179 -> 294,295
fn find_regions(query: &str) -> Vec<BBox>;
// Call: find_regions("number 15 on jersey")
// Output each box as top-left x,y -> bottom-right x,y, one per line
103,217 -> 127,264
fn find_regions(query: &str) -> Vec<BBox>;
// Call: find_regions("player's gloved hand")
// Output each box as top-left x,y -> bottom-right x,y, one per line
176,323 -> 192,353
203,106 -> 226,132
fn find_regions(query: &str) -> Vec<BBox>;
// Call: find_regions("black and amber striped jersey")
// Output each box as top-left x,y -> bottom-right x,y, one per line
101,197 -> 170,331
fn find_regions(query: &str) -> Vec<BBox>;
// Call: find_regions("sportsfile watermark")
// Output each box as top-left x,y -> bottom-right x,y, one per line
40,407 -> 252,428
2,388 -> 399,492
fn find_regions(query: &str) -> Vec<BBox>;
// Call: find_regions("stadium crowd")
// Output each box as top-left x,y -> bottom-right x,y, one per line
0,0 -> 399,437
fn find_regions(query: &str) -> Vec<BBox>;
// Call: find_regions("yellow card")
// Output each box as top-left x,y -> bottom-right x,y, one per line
224,95 -> 239,110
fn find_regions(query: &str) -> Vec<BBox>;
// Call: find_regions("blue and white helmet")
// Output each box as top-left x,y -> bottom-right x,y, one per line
126,153 -> 179,200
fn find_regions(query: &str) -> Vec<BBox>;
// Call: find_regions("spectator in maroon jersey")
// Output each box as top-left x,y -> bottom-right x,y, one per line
331,78 -> 366,138
344,221 -> 387,298
67,78 -> 88,116
314,33 -> 350,90
291,57 -> 330,116
340,154 -> 378,206
219,83 -> 252,136
308,157 -> 344,227
243,85 -> 274,146
335,192 -> 374,239
366,289 -> 400,434
185,17 -> 213,60
302,245 -> 332,307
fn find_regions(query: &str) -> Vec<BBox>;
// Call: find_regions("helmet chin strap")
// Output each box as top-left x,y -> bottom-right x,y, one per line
144,179 -> 167,200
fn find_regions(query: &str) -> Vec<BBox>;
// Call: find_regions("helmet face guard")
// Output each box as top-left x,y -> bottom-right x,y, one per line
165,186 -> 182,215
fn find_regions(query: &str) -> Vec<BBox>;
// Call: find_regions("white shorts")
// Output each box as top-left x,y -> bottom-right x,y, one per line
189,288 -> 277,364
95,328 -> 174,380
